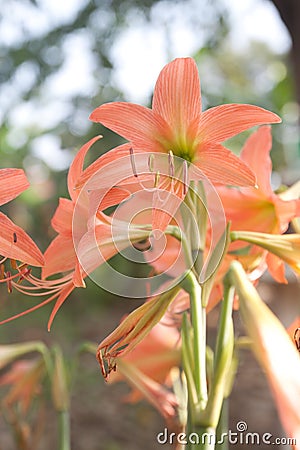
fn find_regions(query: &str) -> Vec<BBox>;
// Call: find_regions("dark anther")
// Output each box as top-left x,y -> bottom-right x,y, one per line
13,232 -> 17,243
129,147 -> 138,177
132,238 -> 151,252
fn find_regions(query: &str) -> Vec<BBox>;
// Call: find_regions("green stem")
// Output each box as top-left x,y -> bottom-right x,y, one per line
215,400 -> 229,450
182,271 -> 207,409
58,411 -> 71,450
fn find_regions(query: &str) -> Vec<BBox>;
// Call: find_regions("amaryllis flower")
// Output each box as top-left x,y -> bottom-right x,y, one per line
218,126 -> 300,235
0,168 -> 44,267
79,58 -> 280,230
218,126 -> 300,283
90,58 -> 280,185
0,139 -> 135,330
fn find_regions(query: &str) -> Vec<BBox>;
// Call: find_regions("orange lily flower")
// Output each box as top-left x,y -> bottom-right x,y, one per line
218,126 -> 300,283
89,58 -> 280,185
218,126 -> 300,235
78,58 -> 281,230
0,139 -> 134,329
0,168 -> 44,268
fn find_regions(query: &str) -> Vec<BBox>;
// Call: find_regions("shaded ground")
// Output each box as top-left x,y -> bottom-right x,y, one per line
0,278 -> 299,449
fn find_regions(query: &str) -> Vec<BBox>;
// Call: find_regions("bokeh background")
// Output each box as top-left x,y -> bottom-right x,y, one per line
0,0 -> 300,448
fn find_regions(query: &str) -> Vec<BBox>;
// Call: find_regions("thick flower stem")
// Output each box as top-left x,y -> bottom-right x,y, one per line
58,410 -> 71,450
184,271 -> 208,408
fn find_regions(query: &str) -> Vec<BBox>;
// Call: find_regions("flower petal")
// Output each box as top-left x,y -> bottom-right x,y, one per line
90,103 -> 171,152
240,126 -> 273,195
42,235 -> 77,279
76,145 -> 151,192
51,198 -> 74,236
193,144 -> 256,186
199,104 -> 281,143
152,57 -> 201,134
0,169 -> 29,206
266,252 -> 288,284
0,212 -> 44,266
68,135 -> 102,201
47,282 -> 75,331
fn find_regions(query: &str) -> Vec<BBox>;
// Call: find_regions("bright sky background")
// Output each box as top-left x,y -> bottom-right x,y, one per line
1,0 -> 292,172
111,0 -> 290,103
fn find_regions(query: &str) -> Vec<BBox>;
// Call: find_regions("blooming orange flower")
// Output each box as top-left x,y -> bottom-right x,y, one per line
90,58 -> 280,185
218,126 -> 300,283
77,58 -> 280,231
0,139 -> 151,329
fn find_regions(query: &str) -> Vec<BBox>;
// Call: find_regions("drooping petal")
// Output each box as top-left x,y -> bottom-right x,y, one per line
67,135 -> 102,201
240,126 -> 273,195
193,144 -> 256,187
0,169 -> 30,206
0,212 -> 44,266
90,103 -> 172,152
152,57 -> 201,134
198,104 -> 281,144
42,235 -> 76,279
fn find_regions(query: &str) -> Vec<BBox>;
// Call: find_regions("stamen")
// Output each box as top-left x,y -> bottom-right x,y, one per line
13,232 -> 17,243
168,150 -> 175,178
0,264 -> 4,280
5,271 -> 12,293
148,154 -> 154,172
129,147 -> 138,177
10,259 -> 17,270
132,238 -> 151,251
154,171 -> 160,188
183,160 -> 188,195
17,268 -> 32,284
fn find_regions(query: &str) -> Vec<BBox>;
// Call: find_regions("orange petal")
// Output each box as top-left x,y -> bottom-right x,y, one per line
0,212 -> 44,266
77,145 -> 150,192
266,252 -> 288,284
67,135 -> 102,200
90,102 -> 171,152
47,282 -> 75,330
0,169 -> 29,206
152,57 -> 201,134
240,126 -> 273,194
51,198 -> 74,236
42,235 -> 76,279
193,144 -> 256,186
152,177 -> 185,231
275,197 -> 300,233
199,104 -> 281,143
